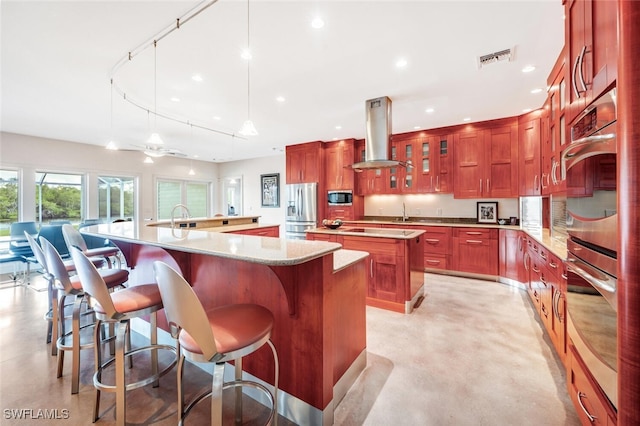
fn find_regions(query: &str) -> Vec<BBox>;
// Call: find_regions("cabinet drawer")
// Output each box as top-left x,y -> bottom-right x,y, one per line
342,235 -> 401,257
568,345 -> 613,426
424,253 -> 448,270
423,227 -> 451,254
453,227 -> 497,240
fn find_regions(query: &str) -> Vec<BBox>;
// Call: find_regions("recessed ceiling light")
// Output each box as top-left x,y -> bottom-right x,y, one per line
276,96 -> 286,102
522,108 -> 532,113
396,58 -> 408,68
191,74 -> 203,82
106,141 -> 118,150
425,108 -> 435,113
530,88 -> 543,94
522,65 -> 536,73
311,17 -> 324,29
332,137 -> 338,140
170,97 -> 180,102
414,126 -> 421,130
241,49 -> 252,60
213,116 -> 221,121
335,125 -> 342,130
463,117 -> 471,122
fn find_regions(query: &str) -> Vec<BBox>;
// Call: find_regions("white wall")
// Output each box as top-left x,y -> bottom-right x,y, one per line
365,193 -> 519,221
0,132 -> 219,224
218,155 -> 286,230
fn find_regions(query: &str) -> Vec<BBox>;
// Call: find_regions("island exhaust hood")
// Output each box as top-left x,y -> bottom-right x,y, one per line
351,96 -> 407,171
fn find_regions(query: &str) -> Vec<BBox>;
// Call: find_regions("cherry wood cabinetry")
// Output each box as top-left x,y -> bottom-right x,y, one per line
387,135 -> 418,193
452,228 -> 498,275
286,141 -> 324,184
354,139 -> 385,196
499,229 -> 528,284
324,139 -> 355,190
453,119 -> 519,199
227,225 -> 280,237
549,254 -> 567,362
565,0 -> 618,124
546,51 -> 567,194
568,344 -> 617,425
421,226 -> 451,271
519,113 -> 542,196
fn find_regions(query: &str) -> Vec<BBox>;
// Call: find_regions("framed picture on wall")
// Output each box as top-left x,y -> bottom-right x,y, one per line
477,201 -> 498,224
260,173 -> 280,207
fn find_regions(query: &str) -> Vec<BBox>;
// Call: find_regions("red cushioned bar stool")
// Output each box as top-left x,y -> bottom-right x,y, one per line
69,246 -> 177,426
153,261 -> 279,426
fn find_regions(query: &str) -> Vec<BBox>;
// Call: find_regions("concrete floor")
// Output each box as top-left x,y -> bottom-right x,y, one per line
0,272 -> 580,425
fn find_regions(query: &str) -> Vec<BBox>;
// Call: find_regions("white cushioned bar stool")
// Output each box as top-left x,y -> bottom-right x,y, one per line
41,237 -> 129,394
69,246 -> 177,426
153,261 -> 279,426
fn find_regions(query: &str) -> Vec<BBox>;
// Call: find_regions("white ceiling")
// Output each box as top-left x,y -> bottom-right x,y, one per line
1,0 -> 564,163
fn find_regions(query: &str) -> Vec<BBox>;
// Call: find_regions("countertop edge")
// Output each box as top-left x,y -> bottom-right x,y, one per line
333,249 -> 369,272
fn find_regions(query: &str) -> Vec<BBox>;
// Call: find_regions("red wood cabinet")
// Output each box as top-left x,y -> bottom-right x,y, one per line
421,226 -> 451,271
286,141 -> 323,184
565,0 -> 618,124
546,51 -> 567,194
568,344 -> 617,425
453,120 -> 518,199
452,228 -> 498,275
354,139 -> 384,196
519,115 -> 542,196
324,139 -> 355,190
227,225 -> 280,237
499,229 -> 528,284
416,134 -> 453,194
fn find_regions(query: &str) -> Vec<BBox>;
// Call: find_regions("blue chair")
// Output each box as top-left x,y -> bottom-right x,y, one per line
38,225 -> 70,259
9,221 -> 38,282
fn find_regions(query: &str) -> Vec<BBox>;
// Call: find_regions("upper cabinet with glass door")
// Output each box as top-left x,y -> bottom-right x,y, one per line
416,133 -> 453,194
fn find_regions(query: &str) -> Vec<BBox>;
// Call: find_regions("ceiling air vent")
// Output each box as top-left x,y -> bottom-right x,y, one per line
477,48 -> 513,69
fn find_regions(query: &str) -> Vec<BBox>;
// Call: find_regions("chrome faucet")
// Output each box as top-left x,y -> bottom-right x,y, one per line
171,204 -> 191,228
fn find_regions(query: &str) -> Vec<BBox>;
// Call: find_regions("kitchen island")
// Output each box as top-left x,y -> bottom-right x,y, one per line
81,222 -> 368,426
306,226 -> 425,314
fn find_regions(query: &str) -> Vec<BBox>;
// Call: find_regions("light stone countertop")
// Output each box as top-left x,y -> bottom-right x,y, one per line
307,226 -> 425,239
81,222 -> 341,266
333,249 -> 369,272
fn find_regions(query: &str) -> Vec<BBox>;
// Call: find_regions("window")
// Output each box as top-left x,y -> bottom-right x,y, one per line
98,176 -> 135,222
157,179 -> 209,220
0,169 -> 19,237
35,172 -> 83,226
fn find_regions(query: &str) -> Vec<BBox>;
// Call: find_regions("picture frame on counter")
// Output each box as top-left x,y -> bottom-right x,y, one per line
260,173 -> 280,207
477,201 -> 498,224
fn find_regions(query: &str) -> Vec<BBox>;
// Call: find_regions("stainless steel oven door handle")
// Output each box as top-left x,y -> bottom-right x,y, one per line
566,257 -> 616,297
561,132 -> 616,179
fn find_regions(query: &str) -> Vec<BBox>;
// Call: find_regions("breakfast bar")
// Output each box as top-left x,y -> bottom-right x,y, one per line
81,222 -> 369,426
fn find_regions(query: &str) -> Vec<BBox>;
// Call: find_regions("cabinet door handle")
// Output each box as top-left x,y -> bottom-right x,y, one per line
518,235 -> 522,251
549,261 -> 558,269
534,175 -> 539,191
466,239 -> 483,244
532,265 -> 540,273
578,45 -> 589,93
465,231 -> 483,236
436,176 -> 440,191
425,238 -> 440,244
370,259 -> 374,278
524,252 -> 530,271
426,259 -> 441,265
572,53 -> 581,99
577,391 -> 597,422
479,179 -> 483,194
486,179 -> 490,194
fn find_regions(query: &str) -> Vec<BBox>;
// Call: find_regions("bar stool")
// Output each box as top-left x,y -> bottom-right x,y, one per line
24,232 -> 105,354
62,224 -> 122,269
41,237 -> 129,394
153,261 -> 279,426
69,246 -> 177,426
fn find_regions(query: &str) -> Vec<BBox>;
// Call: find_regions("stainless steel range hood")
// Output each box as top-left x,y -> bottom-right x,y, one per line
351,96 -> 406,171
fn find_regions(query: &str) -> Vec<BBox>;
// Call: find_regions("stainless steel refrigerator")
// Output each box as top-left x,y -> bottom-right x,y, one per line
285,182 -> 318,240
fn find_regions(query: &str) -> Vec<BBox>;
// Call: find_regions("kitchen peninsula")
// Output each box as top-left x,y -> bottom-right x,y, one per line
306,226 -> 425,314
80,222 -> 369,426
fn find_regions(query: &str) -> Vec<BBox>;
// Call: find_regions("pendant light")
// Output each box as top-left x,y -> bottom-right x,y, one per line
239,0 -> 258,136
147,40 -> 164,145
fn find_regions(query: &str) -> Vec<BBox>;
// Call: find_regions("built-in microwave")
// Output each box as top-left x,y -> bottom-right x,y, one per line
327,190 -> 353,206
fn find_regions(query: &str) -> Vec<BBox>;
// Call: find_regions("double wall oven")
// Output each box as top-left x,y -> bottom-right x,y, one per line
562,87 -> 617,408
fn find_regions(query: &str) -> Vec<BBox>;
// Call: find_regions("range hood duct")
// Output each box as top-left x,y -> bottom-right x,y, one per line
351,96 -> 406,171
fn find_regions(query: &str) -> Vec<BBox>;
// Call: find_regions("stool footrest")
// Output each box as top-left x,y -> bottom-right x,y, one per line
93,344 -> 177,392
